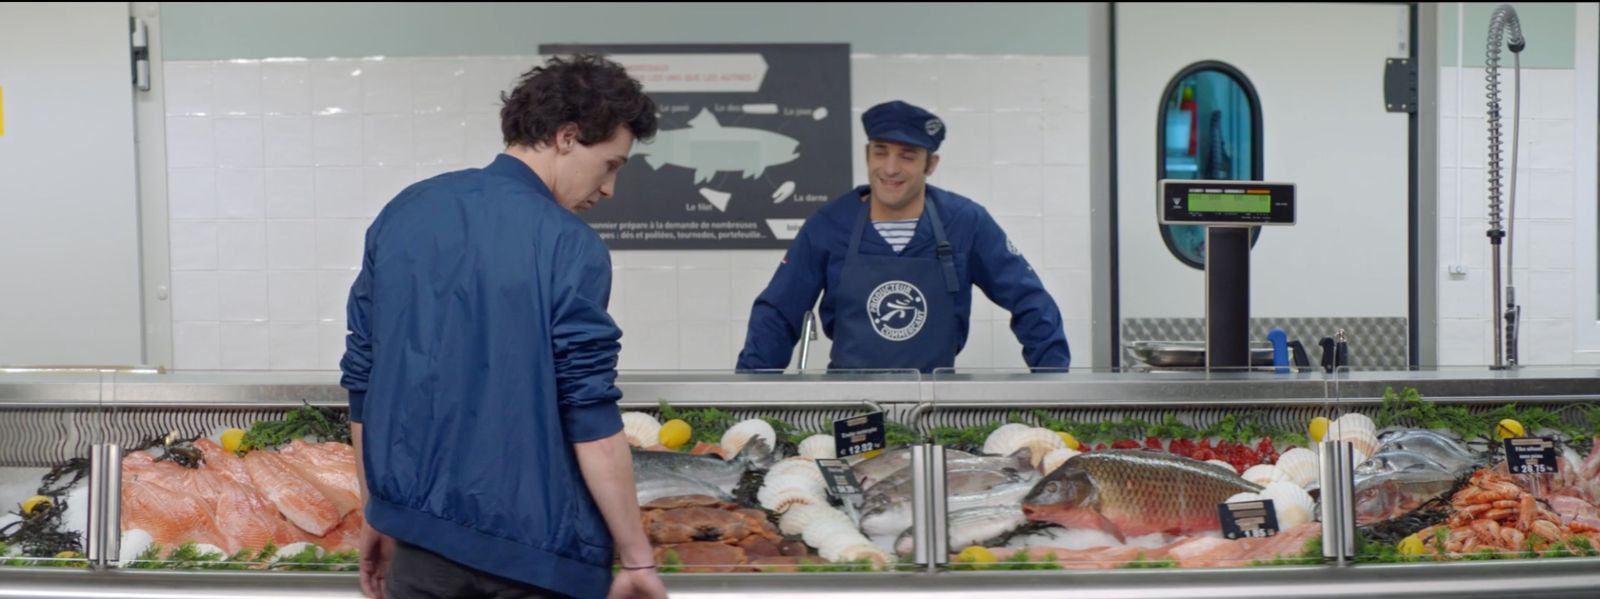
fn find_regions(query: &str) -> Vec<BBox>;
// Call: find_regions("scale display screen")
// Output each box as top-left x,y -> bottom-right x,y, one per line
1159,180 -> 1295,225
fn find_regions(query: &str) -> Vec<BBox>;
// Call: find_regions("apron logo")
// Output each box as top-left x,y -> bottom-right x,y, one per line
1006,237 -> 1021,256
867,281 -> 928,342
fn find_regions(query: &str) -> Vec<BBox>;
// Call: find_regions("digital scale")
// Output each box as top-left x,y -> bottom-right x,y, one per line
1157,180 -> 1296,369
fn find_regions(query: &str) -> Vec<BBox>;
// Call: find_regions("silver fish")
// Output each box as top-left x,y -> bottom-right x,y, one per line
893,505 -> 1030,555
1355,449 -> 1452,477
865,466 -> 1031,504
1353,469 -> 1459,525
859,480 -> 1036,540
631,439 -> 773,501
851,447 -> 978,490
1372,430 -> 1480,472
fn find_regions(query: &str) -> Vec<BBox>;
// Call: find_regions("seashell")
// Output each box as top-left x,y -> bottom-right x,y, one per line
779,504 -> 852,537
1260,481 -> 1316,529
757,484 -> 824,513
804,520 -> 863,552
1206,460 -> 1237,474
1334,413 -> 1379,457
983,427 -> 1065,467
761,470 -> 827,499
768,457 -> 826,482
721,419 -> 778,455
798,434 -> 837,459
836,543 -> 892,568
1351,447 -> 1369,469
1274,448 -> 1321,488
1240,464 -> 1280,486
817,531 -> 874,561
621,412 -> 661,448
1040,448 -> 1082,474
1225,492 -> 1264,504
979,422 -> 1030,451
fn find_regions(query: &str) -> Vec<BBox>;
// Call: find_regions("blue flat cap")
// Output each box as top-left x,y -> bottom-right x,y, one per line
862,100 -> 944,153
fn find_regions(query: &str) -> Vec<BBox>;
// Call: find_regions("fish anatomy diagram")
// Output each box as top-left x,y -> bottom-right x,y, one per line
540,44 -> 850,249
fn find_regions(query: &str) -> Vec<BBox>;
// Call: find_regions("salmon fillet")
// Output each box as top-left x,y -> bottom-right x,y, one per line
277,440 -> 361,518
120,475 -> 229,552
243,450 -> 341,536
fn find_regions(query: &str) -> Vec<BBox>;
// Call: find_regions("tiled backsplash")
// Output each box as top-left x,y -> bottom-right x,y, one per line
1436,66 -> 1593,366
162,54 -> 1094,371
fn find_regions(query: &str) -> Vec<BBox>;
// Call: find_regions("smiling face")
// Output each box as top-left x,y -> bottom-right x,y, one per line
549,123 -> 635,213
865,140 -> 939,212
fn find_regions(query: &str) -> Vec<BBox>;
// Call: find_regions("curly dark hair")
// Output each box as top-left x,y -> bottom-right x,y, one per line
500,54 -> 658,149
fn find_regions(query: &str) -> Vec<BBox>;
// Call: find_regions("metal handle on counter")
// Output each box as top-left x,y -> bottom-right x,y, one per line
103,444 -> 123,565
1320,440 -> 1356,562
85,444 -> 107,565
928,445 -> 948,568
909,445 -> 929,567
798,310 -> 819,370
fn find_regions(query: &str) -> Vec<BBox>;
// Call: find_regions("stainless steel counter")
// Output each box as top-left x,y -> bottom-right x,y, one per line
3,559 -> 1598,599
3,368 -> 1598,598
2,367 -> 1597,408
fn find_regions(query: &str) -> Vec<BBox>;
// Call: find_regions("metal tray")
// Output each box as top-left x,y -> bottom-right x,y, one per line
1125,340 -> 1276,368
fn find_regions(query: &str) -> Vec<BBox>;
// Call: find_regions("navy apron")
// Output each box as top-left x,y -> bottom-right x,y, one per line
830,196 -> 962,372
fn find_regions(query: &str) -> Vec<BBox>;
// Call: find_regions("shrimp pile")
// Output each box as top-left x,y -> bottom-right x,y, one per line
1414,469 -> 1600,555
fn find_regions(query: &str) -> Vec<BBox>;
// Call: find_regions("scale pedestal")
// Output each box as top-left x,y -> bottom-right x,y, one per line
1159,180 -> 1296,372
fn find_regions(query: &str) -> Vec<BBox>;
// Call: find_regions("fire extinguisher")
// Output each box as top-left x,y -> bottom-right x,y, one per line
1180,84 -> 1198,156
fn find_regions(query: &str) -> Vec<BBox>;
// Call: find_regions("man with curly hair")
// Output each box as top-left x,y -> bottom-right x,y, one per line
340,54 -> 665,599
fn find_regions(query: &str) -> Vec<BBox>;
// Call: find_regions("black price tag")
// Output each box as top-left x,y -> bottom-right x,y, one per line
833,412 -> 886,458
1218,499 -> 1279,541
815,458 -> 862,496
1503,437 -> 1559,475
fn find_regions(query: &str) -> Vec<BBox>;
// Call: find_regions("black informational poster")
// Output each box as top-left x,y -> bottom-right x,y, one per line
538,43 -> 852,249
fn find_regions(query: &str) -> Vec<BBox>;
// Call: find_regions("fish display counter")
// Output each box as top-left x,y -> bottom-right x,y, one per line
1,368 -> 1599,598
0,371 -> 104,571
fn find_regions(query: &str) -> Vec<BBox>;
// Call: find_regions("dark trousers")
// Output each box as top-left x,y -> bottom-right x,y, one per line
386,540 -> 564,599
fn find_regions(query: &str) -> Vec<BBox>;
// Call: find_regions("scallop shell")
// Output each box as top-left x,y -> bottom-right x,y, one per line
757,485 -> 824,513
979,424 -> 1031,453
983,427 -> 1065,466
1225,491 -> 1264,504
798,434 -> 837,459
758,467 -> 825,499
835,543 -> 892,568
816,531 -> 875,561
1334,413 -> 1379,457
1240,464 -> 1280,486
767,457 -> 827,486
779,504 -> 853,536
1274,448 -> 1320,488
621,412 -> 661,448
1206,460 -> 1238,474
1040,448 -> 1082,474
803,519 -> 863,552
721,419 -> 778,455
1260,481 -> 1316,529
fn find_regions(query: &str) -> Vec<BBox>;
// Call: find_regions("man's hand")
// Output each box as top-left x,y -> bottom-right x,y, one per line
608,568 -> 667,599
358,523 -> 396,598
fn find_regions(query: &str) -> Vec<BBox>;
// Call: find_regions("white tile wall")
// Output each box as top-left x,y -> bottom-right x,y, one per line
164,54 -> 1093,371
1436,67 -> 1584,366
